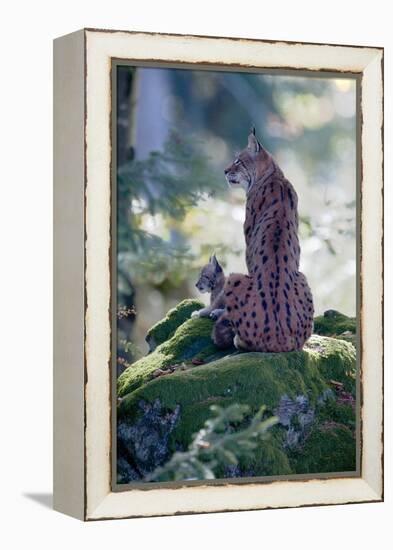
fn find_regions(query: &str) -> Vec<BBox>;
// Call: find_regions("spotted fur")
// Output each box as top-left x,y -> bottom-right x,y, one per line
215,129 -> 314,352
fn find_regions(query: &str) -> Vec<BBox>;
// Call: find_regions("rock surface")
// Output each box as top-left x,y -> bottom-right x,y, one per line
117,300 -> 357,483
314,309 -> 357,346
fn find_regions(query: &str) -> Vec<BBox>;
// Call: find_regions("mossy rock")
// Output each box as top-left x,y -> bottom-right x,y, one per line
118,336 -> 355,443
145,299 -> 204,351
118,309 -> 235,398
289,423 -> 356,473
118,301 -> 356,399
317,397 -> 356,428
219,429 -> 293,478
117,300 -> 357,481
314,310 -> 357,346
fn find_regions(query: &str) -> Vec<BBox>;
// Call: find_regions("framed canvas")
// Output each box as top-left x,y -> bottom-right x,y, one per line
53,28 -> 383,521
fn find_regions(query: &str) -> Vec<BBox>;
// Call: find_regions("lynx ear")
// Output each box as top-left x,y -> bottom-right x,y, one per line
248,128 -> 261,154
211,254 -> 223,273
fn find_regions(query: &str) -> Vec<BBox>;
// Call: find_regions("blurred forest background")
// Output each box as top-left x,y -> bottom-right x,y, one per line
116,65 -> 357,371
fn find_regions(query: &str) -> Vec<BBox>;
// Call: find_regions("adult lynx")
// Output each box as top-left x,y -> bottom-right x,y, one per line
214,129 -> 314,352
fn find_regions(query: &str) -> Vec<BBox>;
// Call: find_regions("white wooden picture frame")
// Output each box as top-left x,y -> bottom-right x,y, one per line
53,28 -> 383,521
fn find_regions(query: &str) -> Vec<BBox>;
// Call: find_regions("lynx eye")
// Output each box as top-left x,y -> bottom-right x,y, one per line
234,159 -> 241,166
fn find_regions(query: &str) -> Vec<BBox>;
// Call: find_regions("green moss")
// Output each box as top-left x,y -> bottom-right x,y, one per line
118,315 -> 232,397
306,336 -> 356,393
145,299 -> 204,351
290,424 -> 356,473
212,433 -> 292,479
118,335 -> 356,451
237,429 -> 293,477
314,310 -> 356,338
119,318 -> 355,400
317,398 -> 356,428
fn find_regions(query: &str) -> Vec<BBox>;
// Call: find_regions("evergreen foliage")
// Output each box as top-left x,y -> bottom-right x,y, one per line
148,404 -> 278,482
117,130 -> 224,290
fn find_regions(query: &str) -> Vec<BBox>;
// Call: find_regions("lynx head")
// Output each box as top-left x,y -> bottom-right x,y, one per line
224,127 -> 272,192
195,254 -> 223,293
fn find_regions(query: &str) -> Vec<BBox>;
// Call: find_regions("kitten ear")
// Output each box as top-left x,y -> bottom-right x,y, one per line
211,254 -> 223,273
248,128 -> 261,154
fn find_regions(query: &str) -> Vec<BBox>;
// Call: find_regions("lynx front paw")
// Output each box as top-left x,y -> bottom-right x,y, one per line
191,310 -> 201,319
209,308 -> 225,321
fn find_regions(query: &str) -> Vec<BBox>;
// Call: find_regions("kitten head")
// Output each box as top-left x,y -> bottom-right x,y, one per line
224,127 -> 272,192
195,255 -> 223,293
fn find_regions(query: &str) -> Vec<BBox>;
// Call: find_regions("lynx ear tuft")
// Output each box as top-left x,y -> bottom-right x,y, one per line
209,254 -> 222,273
247,130 -> 261,154
211,254 -> 223,273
